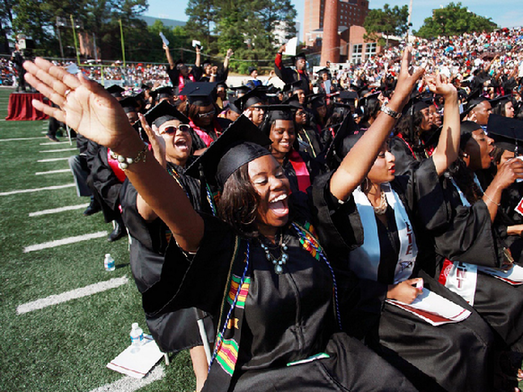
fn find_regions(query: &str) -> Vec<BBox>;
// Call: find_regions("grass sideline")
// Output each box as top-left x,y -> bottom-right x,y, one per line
0,89 -> 195,391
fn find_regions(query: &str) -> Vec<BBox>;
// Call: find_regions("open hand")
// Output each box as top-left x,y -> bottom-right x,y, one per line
23,57 -> 136,153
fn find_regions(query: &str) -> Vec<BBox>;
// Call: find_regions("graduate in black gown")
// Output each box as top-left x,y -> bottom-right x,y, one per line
23,53 -> 422,392
426,118 -> 523,379
258,103 -> 324,194
320,72 -> 497,392
120,101 -> 214,391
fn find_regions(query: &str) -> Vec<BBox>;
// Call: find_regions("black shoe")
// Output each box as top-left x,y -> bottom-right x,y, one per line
46,134 -> 60,142
107,222 -> 127,242
83,200 -> 101,216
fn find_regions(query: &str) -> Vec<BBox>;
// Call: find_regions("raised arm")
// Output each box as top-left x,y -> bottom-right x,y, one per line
329,47 -> 425,201
223,48 -> 233,71
425,73 -> 460,176
195,46 -> 201,68
163,43 -> 175,70
23,58 -> 204,252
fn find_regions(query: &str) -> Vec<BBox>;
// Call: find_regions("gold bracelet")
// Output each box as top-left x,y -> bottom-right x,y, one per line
110,145 -> 148,170
483,192 -> 500,207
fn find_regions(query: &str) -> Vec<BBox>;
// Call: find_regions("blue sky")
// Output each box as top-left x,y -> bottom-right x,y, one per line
145,0 -> 522,33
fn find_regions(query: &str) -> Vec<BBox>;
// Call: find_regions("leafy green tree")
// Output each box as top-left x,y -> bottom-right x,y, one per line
0,0 -> 14,53
415,2 -> 496,39
185,0 -> 217,53
363,3 -> 410,48
187,0 -> 297,73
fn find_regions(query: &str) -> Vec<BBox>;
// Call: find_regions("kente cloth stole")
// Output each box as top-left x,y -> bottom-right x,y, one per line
288,150 -> 311,193
207,221 -> 339,389
349,184 -> 417,284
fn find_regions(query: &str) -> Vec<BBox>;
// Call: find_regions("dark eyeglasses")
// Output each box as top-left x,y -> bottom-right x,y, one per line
197,110 -> 215,118
159,124 -> 191,135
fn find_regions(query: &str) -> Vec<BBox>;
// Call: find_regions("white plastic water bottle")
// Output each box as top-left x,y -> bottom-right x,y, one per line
104,254 -> 115,271
130,323 -> 144,351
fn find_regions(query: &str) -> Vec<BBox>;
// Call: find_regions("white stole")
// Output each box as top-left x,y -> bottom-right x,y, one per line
349,184 -> 417,284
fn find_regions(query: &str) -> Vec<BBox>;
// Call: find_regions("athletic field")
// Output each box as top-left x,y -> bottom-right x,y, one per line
0,88 -> 195,391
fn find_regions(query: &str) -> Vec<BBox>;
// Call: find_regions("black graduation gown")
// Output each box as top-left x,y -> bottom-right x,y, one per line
85,141 -> 123,223
120,162 -> 214,353
141,190 -> 417,391
424,174 -> 523,352
296,125 -> 324,159
495,181 -> 523,263
312,158 -> 495,392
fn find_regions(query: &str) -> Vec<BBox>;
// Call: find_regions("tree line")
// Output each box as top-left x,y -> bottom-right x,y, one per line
1,0 -> 296,73
1,1 -> 498,68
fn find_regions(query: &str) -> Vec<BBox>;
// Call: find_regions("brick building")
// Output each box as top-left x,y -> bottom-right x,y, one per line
304,0 -> 369,61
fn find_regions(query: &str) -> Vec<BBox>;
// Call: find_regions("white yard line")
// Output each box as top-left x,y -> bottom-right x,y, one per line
35,169 -> 71,176
0,183 -> 75,196
37,157 -> 71,162
17,276 -> 129,314
89,365 -> 165,392
40,148 -> 77,153
0,136 -> 45,142
23,231 -> 108,253
29,204 -> 88,217
39,141 -> 71,145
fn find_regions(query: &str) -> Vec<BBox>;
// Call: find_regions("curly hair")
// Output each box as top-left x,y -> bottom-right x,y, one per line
217,163 -> 260,238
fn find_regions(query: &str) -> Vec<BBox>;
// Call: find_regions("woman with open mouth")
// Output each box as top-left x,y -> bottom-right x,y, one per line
119,101 -> 214,392
23,48 -> 493,391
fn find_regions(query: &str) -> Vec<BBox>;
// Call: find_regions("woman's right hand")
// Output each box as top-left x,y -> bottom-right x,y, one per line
391,47 -> 426,107
23,57 -> 137,154
492,157 -> 523,190
387,278 -> 423,304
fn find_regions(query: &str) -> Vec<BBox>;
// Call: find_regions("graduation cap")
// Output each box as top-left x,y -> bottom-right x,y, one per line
179,82 -> 217,106
230,85 -> 251,97
119,96 -> 138,114
143,100 -> 190,128
259,104 -> 297,123
106,85 -> 125,98
324,110 -> 360,167
358,92 -> 380,109
489,95 -> 512,110
248,66 -> 257,74
487,114 -> 523,154
293,52 -> 307,63
226,101 -> 242,115
461,89 -> 488,118
402,92 -> 431,115
307,93 -> 326,109
154,86 -> 174,100
459,120 -> 482,148
288,80 -> 307,93
281,94 -> 301,109
338,90 -> 359,104
233,87 -> 267,112
316,68 -> 330,76
186,115 -> 272,189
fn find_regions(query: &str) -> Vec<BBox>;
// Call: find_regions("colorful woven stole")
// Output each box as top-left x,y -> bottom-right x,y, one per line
288,150 -> 311,193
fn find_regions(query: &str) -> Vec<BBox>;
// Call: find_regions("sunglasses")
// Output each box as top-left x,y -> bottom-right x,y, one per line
197,110 -> 215,118
159,124 -> 191,135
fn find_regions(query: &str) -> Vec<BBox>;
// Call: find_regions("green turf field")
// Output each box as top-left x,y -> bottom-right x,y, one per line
0,88 -> 196,391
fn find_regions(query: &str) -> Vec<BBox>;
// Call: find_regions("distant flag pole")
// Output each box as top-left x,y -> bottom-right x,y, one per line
70,15 -> 81,65
119,19 -> 126,68
407,0 -> 413,40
